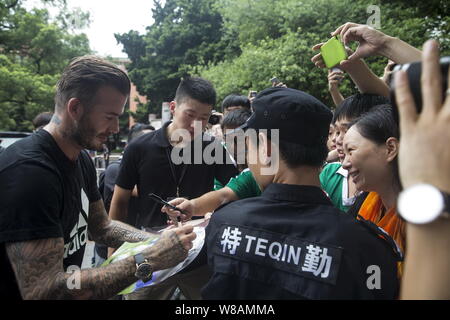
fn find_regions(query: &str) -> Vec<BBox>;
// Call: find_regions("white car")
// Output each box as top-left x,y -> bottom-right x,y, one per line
0,131 -> 32,149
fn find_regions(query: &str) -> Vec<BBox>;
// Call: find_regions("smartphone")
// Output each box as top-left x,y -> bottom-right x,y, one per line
389,56 -> 449,124
208,114 -> 221,125
148,193 -> 184,225
331,67 -> 343,73
320,36 -> 348,68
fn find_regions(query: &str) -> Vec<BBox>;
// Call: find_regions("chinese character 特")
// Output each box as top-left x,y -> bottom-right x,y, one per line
302,244 -> 332,278
220,227 -> 242,255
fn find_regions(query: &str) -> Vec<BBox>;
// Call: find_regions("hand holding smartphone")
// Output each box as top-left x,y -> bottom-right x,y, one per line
149,193 -> 184,227
320,36 -> 348,68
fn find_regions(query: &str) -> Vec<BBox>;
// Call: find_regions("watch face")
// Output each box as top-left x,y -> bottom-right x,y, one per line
136,263 -> 153,280
398,184 -> 444,224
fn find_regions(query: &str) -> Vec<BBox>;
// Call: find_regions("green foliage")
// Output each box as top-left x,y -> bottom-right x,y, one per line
119,0 -> 449,118
0,54 -> 57,130
0,0 -> 91,131
198,32 -> 358,109
116,0 -> 234,115
199,0 -> 449,108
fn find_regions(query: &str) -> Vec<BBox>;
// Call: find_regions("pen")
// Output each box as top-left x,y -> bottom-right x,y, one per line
148,193 -> 184,226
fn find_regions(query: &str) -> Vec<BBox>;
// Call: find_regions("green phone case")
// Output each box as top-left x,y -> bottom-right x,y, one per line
320,36 -> 348,68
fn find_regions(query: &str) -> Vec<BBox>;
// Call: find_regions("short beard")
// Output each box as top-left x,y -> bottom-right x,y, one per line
71,112 -> 104,152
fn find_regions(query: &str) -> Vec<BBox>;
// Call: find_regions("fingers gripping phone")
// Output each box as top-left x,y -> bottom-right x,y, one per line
149,193 -> 184,226
320,36 -> 348,68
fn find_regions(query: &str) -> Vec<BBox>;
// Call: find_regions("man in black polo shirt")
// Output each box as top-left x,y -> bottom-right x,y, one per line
202,87 -> 401,299
109,77 -> 239,299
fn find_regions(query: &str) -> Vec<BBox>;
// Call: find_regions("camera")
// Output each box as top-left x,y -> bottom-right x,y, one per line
208,113 -> 222,125
270,77 -> 280,85
389,56 -> 449,123
249,91 -> 258,98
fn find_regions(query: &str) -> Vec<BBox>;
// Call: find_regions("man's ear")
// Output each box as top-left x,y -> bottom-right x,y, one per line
67,98 -> 84,121
169,101 -> 176,116
385,137 -> 399,163
258,131 -> 271,166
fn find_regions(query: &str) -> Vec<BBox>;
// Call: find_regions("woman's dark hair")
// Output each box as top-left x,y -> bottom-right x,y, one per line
332,93 -> 390,124
349,104 -> 399,142
221,94 -> 251,112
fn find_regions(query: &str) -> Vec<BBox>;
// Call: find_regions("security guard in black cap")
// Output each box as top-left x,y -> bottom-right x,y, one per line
202,87 -> 401,299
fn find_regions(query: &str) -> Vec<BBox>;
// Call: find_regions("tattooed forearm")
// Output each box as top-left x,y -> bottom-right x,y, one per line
6,226 -> 192,299
88,199 -> 151,248
6,238 -> 137,299
144,230 -> 188,271
96,220 -> 150,248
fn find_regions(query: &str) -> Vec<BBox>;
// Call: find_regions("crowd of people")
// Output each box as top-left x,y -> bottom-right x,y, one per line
0,22 -> 449,300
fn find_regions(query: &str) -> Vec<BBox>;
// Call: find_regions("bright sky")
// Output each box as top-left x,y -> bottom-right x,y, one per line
27,0 -> 157,58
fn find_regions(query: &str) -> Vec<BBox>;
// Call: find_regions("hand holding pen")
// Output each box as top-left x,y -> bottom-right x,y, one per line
159,196 -> 196,226
149,193 -> 186,227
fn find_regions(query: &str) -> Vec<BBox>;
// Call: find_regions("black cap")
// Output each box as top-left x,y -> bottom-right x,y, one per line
240,87 -> 332,146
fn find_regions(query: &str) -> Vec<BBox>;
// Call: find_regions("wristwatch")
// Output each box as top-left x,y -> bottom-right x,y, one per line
398,184 -> 450,224
134,253 -> 153,283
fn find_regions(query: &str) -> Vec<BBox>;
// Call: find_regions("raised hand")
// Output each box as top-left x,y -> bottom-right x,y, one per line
395,39 -> 450,194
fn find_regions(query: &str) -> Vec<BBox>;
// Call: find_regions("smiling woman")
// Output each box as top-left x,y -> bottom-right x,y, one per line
342,104 -> 405,275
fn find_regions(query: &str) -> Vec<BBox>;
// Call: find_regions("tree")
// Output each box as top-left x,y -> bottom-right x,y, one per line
116,0 -> 237,116
0,0 -> 91,131
199,0 -> 449,108
118,0 -> 448,114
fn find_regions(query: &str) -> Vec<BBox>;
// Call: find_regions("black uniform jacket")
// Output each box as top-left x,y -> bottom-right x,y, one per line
203,183 -> 400,300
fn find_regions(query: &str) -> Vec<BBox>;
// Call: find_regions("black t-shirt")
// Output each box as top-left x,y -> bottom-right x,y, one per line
116,121 -> 239,229
95,160 -> 141,260
203,183 -> 401,300
0,130 -> 101,299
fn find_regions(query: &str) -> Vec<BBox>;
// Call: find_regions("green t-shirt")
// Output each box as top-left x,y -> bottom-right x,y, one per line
319,162 -> 349,212
214,178 -> 225,190
215,168 -> 261,199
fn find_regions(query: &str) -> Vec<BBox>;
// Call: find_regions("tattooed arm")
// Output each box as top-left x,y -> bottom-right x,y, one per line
6,225 -> 196,300
88,199 -> 151,248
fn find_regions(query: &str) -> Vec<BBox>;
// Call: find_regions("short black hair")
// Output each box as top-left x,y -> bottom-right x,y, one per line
278,139 -> 328,168
221,108 -> 252,131
55,55 -> 130,110
128,123 -> 155,143
32,111 -> 53,129
175,77 -> 216,106
333,93 -> 390,124
221,94 -> 251,112
249,130 -> 328,168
